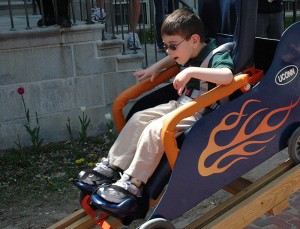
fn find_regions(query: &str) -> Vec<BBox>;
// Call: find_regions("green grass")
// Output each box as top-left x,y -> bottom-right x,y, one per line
0,136 -> 108,205
284,15 -> 300,29
138,28 -> 156,44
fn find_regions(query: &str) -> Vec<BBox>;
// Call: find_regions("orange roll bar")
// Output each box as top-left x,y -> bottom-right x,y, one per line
161,73 -> 250,169
112,65 -> 180,132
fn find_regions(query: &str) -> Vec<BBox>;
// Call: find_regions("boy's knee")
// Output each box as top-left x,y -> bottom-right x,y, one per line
130,111 -> 142,121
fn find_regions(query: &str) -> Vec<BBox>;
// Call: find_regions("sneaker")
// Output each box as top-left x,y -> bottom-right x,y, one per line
57,16 -> 72,28
97,173 -> 142,203
91,8 -> 106,24
127,32 -> 142,50
37,17 -> 56,27
76,157 -> 120,186
94,157 -> 119,179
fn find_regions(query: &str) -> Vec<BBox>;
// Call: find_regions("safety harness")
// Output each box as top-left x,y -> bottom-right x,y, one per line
177,42 -> 234,118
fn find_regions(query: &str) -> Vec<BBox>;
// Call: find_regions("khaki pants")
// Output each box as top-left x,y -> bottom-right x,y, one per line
108,100 -> 198,183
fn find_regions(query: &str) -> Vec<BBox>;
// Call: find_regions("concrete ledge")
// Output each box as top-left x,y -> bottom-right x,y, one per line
117,52 -> 144,71
0,22 -> 105,49
97,38 -> 124,56
0,1 -> 32,12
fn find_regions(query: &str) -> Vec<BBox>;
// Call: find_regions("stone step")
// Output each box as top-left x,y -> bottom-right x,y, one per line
0,1 -> 34,16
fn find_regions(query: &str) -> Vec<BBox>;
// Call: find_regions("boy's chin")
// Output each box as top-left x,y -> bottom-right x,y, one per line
175,60 -> 184,65
175,58 -> 188,66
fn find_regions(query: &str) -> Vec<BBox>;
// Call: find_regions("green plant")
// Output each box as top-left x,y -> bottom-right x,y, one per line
17,87 -> 43,151
104,113 -> 117,149
14,134 -> 23,151
79,106 -> 91,145
66,117 -> 75,147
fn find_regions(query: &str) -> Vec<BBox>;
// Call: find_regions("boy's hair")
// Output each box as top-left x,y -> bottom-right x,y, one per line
161,8 -> 205,42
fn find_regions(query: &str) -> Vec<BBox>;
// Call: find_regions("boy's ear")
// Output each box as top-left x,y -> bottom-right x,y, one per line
191,34 -> 201,45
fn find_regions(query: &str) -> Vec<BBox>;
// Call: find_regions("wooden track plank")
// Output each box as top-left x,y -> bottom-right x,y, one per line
203,163 -> 300,229
64,215 -> 95,229
223,177 -> 253,195
267,198 -> 289,215
47,209 -> 88,229
186,160 -> 294,229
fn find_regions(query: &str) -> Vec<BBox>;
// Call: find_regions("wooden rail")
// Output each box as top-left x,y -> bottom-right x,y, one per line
47,208 -> 95,229
49,160 -> 300,229
187,160 -> 298,229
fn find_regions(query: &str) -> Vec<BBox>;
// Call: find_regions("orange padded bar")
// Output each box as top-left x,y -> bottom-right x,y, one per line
112,65 -> 181,132
161,73 -> 250,169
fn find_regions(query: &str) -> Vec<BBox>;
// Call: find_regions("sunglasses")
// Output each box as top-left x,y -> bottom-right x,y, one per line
163,38 -> 186,51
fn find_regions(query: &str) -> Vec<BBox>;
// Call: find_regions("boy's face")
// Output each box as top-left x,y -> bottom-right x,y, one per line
162,34 -> 197,65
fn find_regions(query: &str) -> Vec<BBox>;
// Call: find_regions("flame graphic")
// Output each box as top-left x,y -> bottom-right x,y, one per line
198,98 -> 300,176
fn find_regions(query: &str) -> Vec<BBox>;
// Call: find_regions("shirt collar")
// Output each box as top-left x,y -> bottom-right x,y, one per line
184,38 -> 217,67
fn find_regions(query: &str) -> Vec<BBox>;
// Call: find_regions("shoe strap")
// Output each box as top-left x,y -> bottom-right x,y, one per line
109,184 -> 138,200
86,169 -> 113,181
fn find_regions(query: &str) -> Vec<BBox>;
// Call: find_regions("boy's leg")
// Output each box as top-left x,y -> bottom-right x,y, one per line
256,13 -> 269,38
91,0 -> 106,23
97,102 -> 179,203
56,0 -> 69,17
98,101 -> 198,203
268,12 -> 284,39
127,0 -> 142,49
154,0 -> 168,49
56,0 -> 72,28
36,0 -> 55,17
128,0 -> 140,33
108,101 -> 180,170
36,0 -> 56,26
99,0 -> 105,9
168,0 -> 179,13
125,105 -> 197,184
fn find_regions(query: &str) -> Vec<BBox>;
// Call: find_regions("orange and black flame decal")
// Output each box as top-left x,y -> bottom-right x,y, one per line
198,98 -> 300,176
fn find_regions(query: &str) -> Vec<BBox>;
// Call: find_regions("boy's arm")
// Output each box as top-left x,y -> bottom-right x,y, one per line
133,55 -> 177,82
173,67 -> 233,96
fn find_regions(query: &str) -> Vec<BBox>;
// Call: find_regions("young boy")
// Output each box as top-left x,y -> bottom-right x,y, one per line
87,8 -> 234,203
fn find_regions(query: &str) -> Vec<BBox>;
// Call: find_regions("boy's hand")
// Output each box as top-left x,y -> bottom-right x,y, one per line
173,69 -> 191,96
133,66 -> 159,82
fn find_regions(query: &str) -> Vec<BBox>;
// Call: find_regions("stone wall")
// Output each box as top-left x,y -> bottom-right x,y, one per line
0,23 -> 144,150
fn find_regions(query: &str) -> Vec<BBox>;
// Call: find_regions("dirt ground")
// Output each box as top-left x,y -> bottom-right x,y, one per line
0,149 -> 290,229
0,186 -> 81,229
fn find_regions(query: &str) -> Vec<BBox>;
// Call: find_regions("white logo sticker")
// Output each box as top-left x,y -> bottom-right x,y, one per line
275,65 -> 298,85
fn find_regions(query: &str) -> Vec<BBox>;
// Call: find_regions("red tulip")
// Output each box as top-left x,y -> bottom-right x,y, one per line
17,87 -> 25,95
